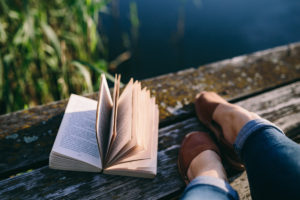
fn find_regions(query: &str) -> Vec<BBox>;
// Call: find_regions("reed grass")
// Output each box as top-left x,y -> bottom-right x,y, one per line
0,0 -> 113,114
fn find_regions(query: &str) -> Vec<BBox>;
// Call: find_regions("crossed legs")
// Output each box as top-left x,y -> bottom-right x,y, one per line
180,92 -> 300,200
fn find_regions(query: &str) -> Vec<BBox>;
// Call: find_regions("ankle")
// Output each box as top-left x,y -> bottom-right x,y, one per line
213,103 -> 260,144
187,150 -> 227,181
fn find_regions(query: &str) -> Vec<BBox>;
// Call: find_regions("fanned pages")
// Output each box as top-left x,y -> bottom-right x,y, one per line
96,74 -> 113,162
49,74 -> 159,178
106,79 -> 133,165
106,74 -> 120,160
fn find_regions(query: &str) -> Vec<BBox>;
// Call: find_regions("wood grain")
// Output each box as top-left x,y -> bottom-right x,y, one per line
2,42 -> 300,135
1,81 -> 300,199
1,43 -> 300,177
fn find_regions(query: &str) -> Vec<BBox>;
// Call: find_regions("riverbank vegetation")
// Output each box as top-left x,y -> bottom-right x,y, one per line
0,0 -> 113,114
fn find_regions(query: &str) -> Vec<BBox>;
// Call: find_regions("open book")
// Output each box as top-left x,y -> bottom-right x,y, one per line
49,74 -> 159,178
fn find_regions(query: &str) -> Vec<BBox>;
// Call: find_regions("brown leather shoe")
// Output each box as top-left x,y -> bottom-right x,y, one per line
178,131 -> 220,184
195,91 -> 244,171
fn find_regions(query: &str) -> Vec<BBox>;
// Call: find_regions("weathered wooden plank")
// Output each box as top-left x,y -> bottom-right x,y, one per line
231,172 -> 252,200
0,114 -> 62,177
2,42 -> 300,135
1,43 -> 300,176
235,82 -> 300,141
143,42 -> 300,122
0,118 -> 204,199
1,81 -> 300,199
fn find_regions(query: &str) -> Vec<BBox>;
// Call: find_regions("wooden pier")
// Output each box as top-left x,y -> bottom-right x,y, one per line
1,42 -> 300,199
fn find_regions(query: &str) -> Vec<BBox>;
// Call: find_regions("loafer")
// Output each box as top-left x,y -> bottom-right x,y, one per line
195,91 -> 244,171
178,131 -> 221,184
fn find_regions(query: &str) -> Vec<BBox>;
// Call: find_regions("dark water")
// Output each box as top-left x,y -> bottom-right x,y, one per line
99,0 -> 300,82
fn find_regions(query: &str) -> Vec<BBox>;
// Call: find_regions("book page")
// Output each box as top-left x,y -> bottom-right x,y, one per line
104,98 -> 159,178
106,79 -> 134,164
96,74 -> 113,162
50,152 -> 101,172
51,94 -> 102,169
105,81 -> 140,165
114,87 -> 153,164
105,74 -> 120,161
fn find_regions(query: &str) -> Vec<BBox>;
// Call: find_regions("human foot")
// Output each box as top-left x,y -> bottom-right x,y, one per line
212,103 -> 260,144
187,150 -> 227,181
178,131 -> 222,184
195,91 -> 260,170
195,91 -> 260,145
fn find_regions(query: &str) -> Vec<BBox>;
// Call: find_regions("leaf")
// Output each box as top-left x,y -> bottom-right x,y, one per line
0,53 -> 4,100
0,0 -> 111,114
88,17 -> 98,52
129,1 -> 139,41
8,10 -> 20,20
73,60 -> 119,86
41,22 -> 61,58
0,21 -> 7,43
72,61 -> 93,93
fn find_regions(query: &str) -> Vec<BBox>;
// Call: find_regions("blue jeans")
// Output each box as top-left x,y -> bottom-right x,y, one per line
181,118 -> 300,200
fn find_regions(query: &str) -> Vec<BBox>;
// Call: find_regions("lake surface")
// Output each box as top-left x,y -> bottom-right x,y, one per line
99,0 -> 300,82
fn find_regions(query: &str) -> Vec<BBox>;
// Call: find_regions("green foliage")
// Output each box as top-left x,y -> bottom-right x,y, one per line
0,0 -> 112,114
129,1 -> 139,41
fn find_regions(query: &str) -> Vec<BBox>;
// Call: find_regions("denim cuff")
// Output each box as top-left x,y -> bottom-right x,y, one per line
234,118 -> 284,158
184,176 -> 239,199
